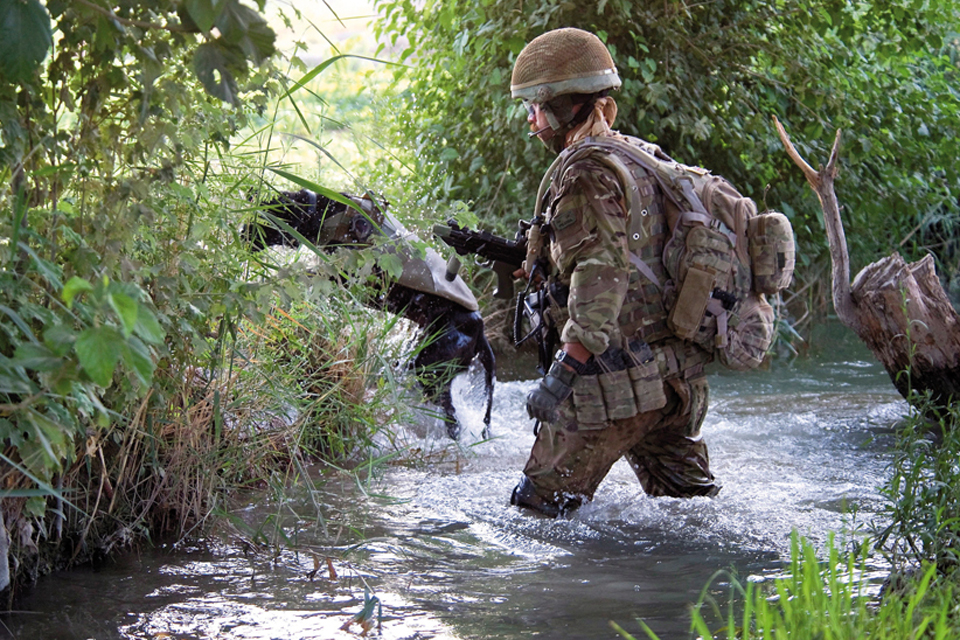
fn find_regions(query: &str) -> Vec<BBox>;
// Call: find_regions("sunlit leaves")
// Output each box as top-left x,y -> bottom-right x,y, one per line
62,276 -> 94,308
374,0 -> 960,291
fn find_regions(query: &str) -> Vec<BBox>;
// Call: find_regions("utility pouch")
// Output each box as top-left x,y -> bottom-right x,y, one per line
625,340 -> 667,413
749,212 -> 795,294
571,373 -> 607,425
589,347 -> 638,421
598,368 -> 637,420
668,266 -> 715,340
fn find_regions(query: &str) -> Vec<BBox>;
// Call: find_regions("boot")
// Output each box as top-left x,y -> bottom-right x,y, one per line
510,476 -> 562,518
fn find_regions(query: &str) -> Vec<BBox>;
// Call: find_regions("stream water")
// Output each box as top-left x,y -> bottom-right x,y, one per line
2,324 -> 906,640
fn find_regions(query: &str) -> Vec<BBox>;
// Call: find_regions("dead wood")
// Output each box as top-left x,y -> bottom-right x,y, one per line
774,116 -> 960,409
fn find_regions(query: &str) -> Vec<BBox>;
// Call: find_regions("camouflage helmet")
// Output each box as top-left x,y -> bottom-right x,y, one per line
511,28 -> 621,102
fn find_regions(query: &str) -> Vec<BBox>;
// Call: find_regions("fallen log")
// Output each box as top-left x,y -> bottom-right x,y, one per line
774,116 -> 960,409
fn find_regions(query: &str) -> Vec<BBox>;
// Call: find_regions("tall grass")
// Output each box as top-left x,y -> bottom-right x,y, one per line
872,394 -> 960,579
614,533 -> 957,640
0,0 -> 435,598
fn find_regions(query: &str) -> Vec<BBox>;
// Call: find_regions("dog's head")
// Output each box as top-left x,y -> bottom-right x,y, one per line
243,189 -> 378,251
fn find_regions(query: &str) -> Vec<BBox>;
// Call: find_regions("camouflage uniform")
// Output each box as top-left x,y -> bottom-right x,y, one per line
520,136 -> 720,513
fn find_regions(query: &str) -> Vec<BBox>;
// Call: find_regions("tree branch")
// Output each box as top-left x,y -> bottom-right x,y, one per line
773,116 -> 857,328
73,0 -> 191,33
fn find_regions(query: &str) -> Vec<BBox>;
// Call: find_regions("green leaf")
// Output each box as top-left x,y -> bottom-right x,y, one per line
13,342 -> 62,372
133,307 -> 166,345
108,292 -> 139,338
377,253 -> 404,280
185,0 -> 227,33
20,409 -> 71,477
62,276 -> 93,308
75,326 -> 123,387
215,0 -> 276,65
24,495 -> 46,517
193,42 -> 241,106
121,336 -> 156,386
0,0 -> 52,84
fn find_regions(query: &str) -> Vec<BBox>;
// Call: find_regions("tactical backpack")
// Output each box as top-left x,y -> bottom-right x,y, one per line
549,135 -> 796,372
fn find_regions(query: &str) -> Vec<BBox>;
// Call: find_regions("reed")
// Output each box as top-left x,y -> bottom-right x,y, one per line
614,533 -> 958,639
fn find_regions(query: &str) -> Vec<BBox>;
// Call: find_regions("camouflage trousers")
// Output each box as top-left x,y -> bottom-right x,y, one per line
522,374 -> 718,511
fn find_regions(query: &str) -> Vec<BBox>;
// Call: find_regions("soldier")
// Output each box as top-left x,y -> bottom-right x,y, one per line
509,27 -> 721,517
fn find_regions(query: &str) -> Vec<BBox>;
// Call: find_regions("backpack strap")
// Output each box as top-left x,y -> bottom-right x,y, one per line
579,136 -> 728,237
677,210 -> 738,247
628,253 -> 661,289
556,139 -> 664,289
705,297 -> 729,349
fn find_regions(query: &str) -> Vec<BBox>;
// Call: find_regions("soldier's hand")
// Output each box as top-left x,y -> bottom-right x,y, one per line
526,362 -> 577,423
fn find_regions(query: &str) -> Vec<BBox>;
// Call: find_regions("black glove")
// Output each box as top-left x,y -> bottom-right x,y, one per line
526,360 -> 578,423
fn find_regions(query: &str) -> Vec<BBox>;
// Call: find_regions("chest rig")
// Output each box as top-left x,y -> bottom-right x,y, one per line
533,135 -> 674,345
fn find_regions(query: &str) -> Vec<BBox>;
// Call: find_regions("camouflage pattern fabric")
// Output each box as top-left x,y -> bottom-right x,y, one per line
522,374 -> 718,508
548,157 -> 632,355
519,132 -> 719,512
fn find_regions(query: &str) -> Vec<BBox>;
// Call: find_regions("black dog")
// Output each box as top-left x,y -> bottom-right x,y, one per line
244,189 -> 494,440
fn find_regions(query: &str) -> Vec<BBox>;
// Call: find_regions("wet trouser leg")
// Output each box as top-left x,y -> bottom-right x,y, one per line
625,376 -> 719,497
516,375 -> 718,515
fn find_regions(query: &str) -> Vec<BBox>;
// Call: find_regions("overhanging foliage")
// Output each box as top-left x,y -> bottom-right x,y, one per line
374,0 -> 960,295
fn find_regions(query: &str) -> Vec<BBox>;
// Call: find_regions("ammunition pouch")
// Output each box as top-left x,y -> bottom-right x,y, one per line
570,339 -> 668,425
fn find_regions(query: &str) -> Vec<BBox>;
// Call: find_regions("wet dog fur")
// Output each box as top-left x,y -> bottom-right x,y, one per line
244,190 -> 494,440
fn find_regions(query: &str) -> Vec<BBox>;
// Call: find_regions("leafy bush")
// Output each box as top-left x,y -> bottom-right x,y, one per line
0,0 -> 425,594
373,0 -> 960,312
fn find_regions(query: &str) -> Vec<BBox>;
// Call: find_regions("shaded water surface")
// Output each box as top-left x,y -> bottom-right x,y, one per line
3,327 -> 904,639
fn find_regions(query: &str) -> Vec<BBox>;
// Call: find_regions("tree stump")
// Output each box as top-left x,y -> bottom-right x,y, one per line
775,117 -> 960,410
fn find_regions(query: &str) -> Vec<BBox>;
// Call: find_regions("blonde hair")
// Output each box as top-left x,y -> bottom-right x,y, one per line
567,96 -> 618,145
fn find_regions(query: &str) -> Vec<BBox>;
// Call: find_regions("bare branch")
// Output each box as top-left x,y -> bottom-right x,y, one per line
773,115 -> 819,189
774,116 -> 856,328
824,128 -> 842,178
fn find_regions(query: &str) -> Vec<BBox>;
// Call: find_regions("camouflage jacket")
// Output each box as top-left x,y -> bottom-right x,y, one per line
542,133 -> 672,355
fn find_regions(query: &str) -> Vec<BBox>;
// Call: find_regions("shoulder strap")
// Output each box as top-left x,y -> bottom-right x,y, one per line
552,137 -> 666,289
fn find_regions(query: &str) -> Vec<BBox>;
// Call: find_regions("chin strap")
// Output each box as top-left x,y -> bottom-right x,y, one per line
536,94 -> 601,153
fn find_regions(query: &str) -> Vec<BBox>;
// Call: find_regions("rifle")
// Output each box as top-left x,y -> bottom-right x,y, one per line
432,220 -> 528,300
434,218 -> 562,373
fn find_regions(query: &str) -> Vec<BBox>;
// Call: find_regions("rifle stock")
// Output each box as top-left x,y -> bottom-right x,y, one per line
433,221 -> 527,299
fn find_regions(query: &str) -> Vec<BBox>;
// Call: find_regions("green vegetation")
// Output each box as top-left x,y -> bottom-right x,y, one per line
373,0 -> 960,326
4,2 -> 960,636
609,394 -> 960,639
0,0 -> 429,596
615,535 -> 958,639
